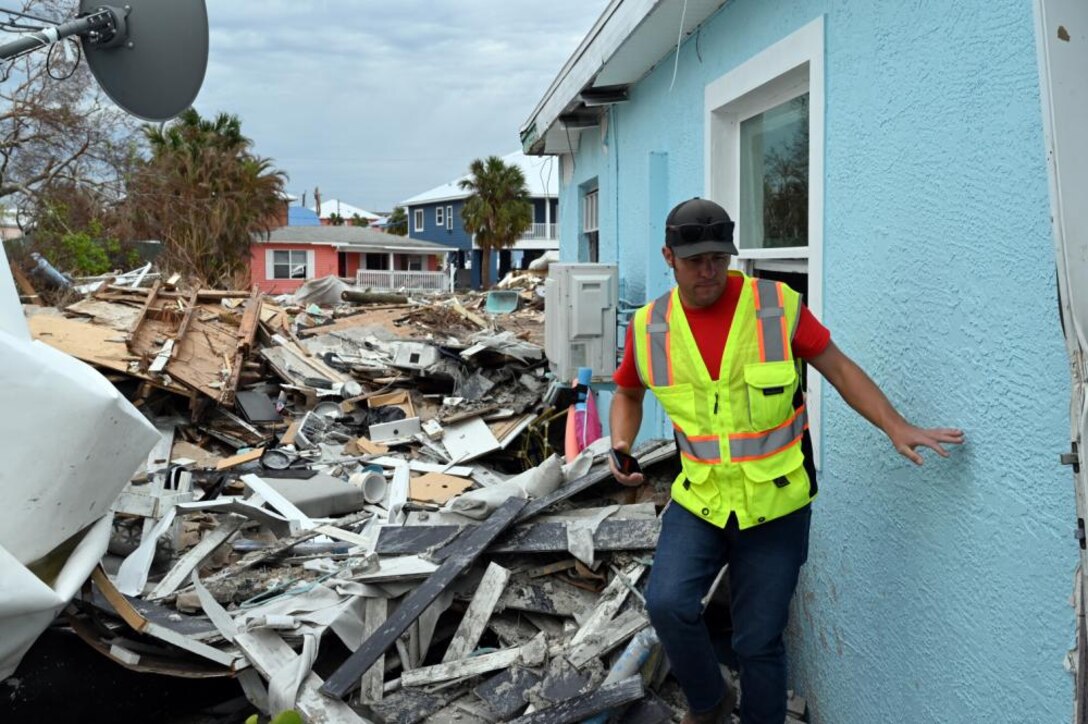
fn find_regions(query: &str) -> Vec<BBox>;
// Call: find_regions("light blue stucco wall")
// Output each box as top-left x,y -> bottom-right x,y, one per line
556,1 -> 1075,721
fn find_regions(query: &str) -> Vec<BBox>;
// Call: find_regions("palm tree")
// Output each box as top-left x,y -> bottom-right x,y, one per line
459,156 -> 533,289
125,109 -> 286,286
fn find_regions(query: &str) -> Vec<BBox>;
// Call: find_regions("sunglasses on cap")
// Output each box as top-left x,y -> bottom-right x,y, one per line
666,220 -> 736,244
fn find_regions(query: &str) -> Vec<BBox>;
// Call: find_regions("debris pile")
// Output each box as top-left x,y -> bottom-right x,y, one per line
15,275 -> 809,723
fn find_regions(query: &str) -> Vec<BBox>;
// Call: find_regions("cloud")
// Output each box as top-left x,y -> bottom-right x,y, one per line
194,0 -> 605,211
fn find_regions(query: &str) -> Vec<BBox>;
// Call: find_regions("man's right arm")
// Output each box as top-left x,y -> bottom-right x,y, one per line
609,384 -> 646,486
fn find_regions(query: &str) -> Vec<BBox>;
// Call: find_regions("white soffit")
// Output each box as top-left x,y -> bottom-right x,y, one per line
522,0 -> 727,155
596,0 -> 727,87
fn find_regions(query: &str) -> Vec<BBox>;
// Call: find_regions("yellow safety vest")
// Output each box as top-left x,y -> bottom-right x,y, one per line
632,271 -> 814,528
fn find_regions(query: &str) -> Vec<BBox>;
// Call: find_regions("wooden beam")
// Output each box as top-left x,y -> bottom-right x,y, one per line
441,562 -> 511,663
125,279 -> 162,345
319,497 -> 528,700
9,262 -> 39,300
359,597 -> 388,703
174,288 -> 201,345
222,288 -> 262,406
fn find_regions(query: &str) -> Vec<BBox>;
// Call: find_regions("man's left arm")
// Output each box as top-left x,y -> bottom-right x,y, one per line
807,340 -> 965,465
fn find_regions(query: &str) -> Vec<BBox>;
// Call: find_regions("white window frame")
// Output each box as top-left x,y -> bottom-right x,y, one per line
435,206 -> 444,227
582,188 -> 599,233
266,248 -> 314,281
705,15 -> 825,466
414,209 -> 424,231
446,205 -> 453,230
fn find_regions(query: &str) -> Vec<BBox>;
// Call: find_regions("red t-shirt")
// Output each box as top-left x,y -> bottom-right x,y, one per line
613,275 -> 831,388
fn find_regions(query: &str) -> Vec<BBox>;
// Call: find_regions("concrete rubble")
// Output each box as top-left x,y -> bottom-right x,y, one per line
5,268 -> 810,723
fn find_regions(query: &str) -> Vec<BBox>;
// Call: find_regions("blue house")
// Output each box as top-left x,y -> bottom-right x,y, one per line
523,1 -> 1082,721
401,151 -> 559,288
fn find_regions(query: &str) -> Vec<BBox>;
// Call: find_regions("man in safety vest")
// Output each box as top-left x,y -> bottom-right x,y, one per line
608,197 -> 964,724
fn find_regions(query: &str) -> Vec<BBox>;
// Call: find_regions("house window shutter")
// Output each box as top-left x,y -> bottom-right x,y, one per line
307,250 -> 315,279
266,249 -> 276,281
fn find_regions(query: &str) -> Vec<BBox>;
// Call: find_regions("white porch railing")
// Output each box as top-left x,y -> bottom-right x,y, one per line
520,223 -> 557,241
356,269 -> 449,292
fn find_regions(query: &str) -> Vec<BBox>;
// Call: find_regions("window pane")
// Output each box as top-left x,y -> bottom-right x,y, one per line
273,264 -> 291,279
739,93 -> 808,250
273,250 -> 290,264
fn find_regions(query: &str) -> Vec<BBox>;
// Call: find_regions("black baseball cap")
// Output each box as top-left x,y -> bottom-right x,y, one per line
665,197 -> 738,257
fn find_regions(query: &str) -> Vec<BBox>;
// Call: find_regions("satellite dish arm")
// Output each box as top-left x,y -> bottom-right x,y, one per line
0,6 -> 127,62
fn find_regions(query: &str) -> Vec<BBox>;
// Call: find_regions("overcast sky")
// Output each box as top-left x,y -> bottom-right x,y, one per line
194,1 -> 607,214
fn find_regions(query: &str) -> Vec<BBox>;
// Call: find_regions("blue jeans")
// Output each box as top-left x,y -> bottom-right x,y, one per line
646,502 -> 811,723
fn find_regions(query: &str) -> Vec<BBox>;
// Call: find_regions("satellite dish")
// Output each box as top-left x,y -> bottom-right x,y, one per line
0,1 -> 207,122
79,0 -> 208,121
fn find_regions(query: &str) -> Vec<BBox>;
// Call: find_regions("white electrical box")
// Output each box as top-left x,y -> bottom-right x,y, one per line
544,263 -> 619,382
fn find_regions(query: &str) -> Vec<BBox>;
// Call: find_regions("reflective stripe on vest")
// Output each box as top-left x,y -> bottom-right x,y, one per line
753,278 -> 790,363
675,428 -> 722,464
645,291 -> 673,387
728,405 -> 808,462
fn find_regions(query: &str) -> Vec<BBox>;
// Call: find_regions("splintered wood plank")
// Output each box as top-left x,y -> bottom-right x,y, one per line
568,562 -> 646,649
565,608 -> 649,668
359,597 -> 387,703
222,289 -> 261,406
125,279 -> 162,344
507,676 -> 644,724
400,634 -> 545,688
319,497 -> 528,700
442,562 -> 511,663
10,262 -> 38,298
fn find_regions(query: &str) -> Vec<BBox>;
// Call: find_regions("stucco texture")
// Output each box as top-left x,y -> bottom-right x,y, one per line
561,0 -> 1075,721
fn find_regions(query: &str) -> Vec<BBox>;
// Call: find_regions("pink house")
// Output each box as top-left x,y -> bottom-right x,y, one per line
251,226 -> 455,295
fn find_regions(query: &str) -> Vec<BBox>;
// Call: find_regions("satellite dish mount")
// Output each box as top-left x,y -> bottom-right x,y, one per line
0,6 -> 129,60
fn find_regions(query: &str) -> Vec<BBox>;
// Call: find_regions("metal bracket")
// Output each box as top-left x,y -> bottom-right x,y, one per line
1061,442 -> 1081,473
1077,519 -> 1086,551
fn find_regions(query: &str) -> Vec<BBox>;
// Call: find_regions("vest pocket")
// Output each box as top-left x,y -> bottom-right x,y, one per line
652,383 -> 697,432
743,361 -> 797,430
739,443 -> 804,483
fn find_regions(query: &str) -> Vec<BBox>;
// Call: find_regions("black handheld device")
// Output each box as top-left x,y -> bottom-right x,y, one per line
610,448 -> 643,476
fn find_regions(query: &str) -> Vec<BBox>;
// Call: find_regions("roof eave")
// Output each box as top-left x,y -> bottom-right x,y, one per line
521,0 -> 729,156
